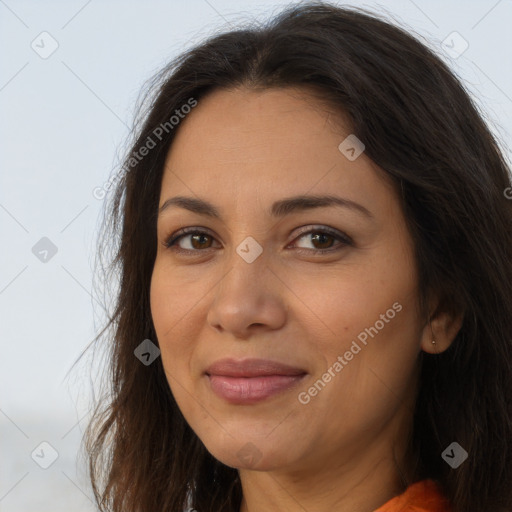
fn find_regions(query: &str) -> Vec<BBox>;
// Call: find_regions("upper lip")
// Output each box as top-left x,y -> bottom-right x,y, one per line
205,358 -> 307,377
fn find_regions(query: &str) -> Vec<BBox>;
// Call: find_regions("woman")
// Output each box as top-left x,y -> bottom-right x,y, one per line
83,2 -> 512,511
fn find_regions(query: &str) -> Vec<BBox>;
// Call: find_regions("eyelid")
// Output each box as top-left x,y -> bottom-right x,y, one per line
163,226 -> 217,248
292,224 -> 353,246
162,225 -> 353,255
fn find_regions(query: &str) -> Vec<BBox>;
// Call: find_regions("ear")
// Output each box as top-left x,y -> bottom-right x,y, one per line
420,305 -> 464,355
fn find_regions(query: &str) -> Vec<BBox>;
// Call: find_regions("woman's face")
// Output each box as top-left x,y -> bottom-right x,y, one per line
150,86 -> 427,475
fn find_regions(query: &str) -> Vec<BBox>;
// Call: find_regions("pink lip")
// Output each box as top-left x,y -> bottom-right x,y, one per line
205,358 -> 307,404
205,358 -> 306,377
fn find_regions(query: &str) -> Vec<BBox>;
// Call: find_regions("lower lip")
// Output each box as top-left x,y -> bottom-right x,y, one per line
207,374 -> 307,404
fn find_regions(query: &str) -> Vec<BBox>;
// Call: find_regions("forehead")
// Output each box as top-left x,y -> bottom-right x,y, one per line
164,86 -> 347,167
159,86 -> 397,217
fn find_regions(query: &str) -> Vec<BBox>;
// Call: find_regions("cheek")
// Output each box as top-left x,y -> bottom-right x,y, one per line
294,300 -> 420,452
292,249 -> 421,405
150,269 -> 202,427
315,293 -> 420,417
150,258 -> 208,341
284,252 -> 417,349
149,265 -> 198,379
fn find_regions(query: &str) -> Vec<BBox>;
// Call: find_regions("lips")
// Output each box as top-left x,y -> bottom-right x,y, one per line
205,358 -> 306,378
205,358 -> 307,404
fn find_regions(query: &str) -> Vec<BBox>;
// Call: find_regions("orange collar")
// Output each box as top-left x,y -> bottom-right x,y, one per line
374,479 -> 452,512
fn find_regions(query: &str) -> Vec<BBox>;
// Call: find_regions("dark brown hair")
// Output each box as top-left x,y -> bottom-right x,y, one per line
81,2 -> 512,511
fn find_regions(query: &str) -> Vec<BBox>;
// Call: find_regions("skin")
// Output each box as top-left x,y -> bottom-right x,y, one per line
150,86 -> 463,512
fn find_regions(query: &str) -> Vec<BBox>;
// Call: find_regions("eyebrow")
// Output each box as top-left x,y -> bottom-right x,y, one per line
158,194 -> 374,220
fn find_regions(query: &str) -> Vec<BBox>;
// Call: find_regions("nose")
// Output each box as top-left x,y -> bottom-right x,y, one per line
206,249 -> 287,339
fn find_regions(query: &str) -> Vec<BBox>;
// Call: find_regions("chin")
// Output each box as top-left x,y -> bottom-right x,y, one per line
200,433 -> 299,471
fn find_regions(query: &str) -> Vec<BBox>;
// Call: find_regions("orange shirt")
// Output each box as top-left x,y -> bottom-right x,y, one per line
374,479 -> 453,512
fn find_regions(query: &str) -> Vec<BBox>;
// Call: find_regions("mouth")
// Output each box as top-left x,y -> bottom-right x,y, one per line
205,358 -> 307,405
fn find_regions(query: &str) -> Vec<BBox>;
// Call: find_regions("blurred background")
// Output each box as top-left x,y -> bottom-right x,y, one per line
1,0 -> 511,510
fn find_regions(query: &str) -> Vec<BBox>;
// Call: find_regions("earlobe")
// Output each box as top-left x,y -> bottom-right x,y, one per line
421,309 -> 464,355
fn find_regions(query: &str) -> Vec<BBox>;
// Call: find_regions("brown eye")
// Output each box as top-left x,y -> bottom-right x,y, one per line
188,233 -> 214,250
310,232 -> 336,250
162,225 -> 352,256
292,227 -> 352,254
164,230 -> 217,251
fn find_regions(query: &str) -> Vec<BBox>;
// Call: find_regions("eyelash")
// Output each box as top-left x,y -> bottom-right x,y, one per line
162,225 -> 353,256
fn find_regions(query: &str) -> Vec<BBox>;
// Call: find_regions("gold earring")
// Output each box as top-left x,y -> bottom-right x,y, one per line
429,318 -> 436,346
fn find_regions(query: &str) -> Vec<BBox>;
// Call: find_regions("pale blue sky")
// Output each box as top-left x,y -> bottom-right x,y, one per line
1,1 -> 511,510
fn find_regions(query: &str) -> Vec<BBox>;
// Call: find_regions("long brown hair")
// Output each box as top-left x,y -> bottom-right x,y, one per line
81,2 -> 512,511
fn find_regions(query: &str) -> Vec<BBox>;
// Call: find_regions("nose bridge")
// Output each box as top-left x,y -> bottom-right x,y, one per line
206,237 -> 286,335
219,236 -> 268,297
